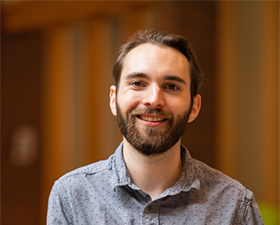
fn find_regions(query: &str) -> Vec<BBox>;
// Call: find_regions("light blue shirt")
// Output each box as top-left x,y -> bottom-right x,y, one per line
47,142 -> 264,224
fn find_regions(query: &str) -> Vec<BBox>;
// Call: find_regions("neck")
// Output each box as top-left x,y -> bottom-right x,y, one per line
122,139 -> 182,200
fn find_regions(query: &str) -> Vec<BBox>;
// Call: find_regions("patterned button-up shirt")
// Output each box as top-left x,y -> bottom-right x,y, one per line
47,143 -> 264,224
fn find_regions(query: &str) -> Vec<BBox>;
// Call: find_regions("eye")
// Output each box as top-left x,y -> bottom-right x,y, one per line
165,84 -> 179,91
131,81 -> 145,87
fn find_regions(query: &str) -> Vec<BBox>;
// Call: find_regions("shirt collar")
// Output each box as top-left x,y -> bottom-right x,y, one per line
109,142 -> 132,189
109,142 -> 200,193
175,145 -> 201,192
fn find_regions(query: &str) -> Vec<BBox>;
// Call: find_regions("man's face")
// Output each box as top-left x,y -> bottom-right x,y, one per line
110,43 -> 201,156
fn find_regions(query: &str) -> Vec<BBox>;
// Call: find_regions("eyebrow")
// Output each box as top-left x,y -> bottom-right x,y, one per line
163,75 -> 186,85
125,72 -> 149,81
124,72 -> 187,85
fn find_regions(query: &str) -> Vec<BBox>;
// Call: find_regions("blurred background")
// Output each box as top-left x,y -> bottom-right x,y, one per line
1,1 -> 279,224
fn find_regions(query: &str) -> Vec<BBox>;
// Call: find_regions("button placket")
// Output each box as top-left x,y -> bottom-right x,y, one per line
141,202 -> 160,225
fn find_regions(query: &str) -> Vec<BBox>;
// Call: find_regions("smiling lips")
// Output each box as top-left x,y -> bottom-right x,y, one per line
137,115 -> 167,122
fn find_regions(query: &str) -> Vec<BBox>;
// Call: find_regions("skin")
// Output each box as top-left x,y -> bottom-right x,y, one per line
109,43 -> 201,200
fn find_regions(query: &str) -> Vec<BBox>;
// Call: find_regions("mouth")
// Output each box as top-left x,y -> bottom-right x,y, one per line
136,115 -> 168,122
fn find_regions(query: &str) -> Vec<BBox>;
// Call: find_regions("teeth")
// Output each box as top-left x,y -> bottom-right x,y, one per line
140,116 -> 165,122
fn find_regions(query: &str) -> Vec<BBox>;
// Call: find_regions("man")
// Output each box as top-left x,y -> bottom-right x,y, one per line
47,29 -> 264,224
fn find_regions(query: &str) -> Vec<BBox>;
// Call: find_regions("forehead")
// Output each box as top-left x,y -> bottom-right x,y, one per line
121,43 -> 190,82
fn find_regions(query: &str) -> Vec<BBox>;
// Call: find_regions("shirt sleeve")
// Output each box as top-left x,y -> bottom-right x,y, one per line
47,181 -> 73,225
243,196 -> 264,225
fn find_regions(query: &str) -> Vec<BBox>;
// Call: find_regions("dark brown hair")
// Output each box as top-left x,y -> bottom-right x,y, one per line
113,29 -> 203,100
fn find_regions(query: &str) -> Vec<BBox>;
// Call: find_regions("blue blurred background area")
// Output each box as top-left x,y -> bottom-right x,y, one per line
1,1 -> 278,224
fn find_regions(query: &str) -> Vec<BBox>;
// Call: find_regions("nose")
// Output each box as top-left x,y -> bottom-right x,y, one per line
142,84 -> 165,109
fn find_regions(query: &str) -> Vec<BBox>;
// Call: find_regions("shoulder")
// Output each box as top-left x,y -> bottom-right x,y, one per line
47,154 -> 119,224
52,154 -> 114,193
192,158 -> 254,200
192,159 -> 264,223
63,156 -> 112,178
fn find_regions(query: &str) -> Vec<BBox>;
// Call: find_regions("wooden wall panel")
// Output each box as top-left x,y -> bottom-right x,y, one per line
1,32 -> 42,225
81,20 -> 121,163
41,26 -> 79,222
217,1 -> 279,207
260,1 -> 279,207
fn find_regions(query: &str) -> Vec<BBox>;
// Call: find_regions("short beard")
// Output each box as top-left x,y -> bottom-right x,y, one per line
116,101 -> 192,156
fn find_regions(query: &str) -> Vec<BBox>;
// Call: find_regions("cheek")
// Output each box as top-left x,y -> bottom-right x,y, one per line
169,100 -> 191,116
117,94 -> 139,113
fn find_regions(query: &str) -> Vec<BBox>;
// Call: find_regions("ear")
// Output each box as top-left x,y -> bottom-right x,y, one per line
188,94 -> 201,123
109,85 -> 117,116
